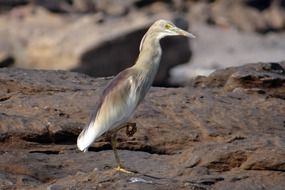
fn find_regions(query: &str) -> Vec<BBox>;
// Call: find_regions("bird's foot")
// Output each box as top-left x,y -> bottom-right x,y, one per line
126,122 -> 137,137
114,166 -> 134,174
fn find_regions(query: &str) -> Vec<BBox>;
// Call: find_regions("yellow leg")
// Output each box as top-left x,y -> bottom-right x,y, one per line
111,133 -> 133,174
109,122 -> 137,173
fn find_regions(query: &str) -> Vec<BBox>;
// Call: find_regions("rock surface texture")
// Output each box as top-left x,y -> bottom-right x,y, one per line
0,61 -> 285,189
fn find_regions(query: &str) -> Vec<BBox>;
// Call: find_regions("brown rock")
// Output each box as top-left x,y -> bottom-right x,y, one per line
187,0 -> 285,33
0,61 -> 284,189
0,51 -> 14,67
192,62 -> 285,99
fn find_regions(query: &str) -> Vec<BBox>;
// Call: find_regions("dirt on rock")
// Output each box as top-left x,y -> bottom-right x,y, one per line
0,61 -> 284,189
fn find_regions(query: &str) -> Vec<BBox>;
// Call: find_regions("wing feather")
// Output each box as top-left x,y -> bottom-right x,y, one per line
77,68 -> 139,151
95,70 -> 137,132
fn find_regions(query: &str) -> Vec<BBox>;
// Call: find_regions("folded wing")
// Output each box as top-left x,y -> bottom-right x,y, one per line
77,69 -> 138,151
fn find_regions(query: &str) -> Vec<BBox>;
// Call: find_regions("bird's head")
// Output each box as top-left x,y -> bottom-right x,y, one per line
139,19 -> 195,51
150,19 -> 196,39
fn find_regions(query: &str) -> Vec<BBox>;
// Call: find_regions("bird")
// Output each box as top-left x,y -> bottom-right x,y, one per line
77,19 -> 195,173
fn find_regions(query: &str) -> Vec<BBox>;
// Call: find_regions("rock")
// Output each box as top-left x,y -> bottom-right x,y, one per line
211,0 -> 268,32
186,0 -> 285,33
0,172 -> 15,188
241,148 -> 285,171
32,0 -> 74,13
18,175 -> 41,185
0,51 -> 14,67
93,0 -> 134,16
0,61 -> 284,189
47,184 -> 64,190
192,62 -> 285,99
0,0 -> 29,13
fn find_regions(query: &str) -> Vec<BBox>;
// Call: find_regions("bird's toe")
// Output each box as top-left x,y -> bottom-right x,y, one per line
115,166 -> 135,174
126,123 -> 137,137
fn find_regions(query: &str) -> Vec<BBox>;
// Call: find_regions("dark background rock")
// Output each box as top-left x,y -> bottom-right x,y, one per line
0,62 -> 284,189
186,0 -> 285,33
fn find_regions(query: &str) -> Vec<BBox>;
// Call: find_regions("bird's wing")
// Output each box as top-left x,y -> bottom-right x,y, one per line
84,68 -> 139,139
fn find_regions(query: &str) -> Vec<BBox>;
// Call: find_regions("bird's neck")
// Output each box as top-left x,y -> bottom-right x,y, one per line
133,33 -> 162,73
130,33 -> 163,99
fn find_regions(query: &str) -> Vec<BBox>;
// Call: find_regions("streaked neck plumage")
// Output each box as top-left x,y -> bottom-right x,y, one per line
133,31 -> 163,76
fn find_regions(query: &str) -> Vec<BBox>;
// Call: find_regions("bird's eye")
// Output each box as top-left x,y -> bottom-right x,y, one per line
164,24 -> 172,29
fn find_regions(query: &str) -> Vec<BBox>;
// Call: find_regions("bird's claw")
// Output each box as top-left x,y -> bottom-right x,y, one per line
115,166 -> 134,174
126,123 -> 137,137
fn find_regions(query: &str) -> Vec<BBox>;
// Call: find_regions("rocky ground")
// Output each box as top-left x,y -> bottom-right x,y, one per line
0,61 -> 284,189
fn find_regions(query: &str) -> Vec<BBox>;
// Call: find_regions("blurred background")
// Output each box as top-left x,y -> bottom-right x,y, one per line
0,0 -> 284,86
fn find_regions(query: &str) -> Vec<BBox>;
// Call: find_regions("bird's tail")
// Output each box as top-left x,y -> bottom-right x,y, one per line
77,122 -> 97,152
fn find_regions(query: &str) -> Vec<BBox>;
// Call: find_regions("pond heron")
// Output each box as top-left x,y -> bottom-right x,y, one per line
77,19 -> 195,173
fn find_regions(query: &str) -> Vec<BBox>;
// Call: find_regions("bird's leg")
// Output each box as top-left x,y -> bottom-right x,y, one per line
109,122 -> 137,173
110,122 -> 137,137
111,133 -> 121,167
111,133 -> 133,174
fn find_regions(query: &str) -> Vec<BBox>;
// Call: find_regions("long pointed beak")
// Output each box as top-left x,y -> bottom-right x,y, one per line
175,27 -> 196,38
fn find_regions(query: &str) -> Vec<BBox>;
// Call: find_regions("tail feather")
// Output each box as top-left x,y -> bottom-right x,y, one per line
77,122 -> 98,152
